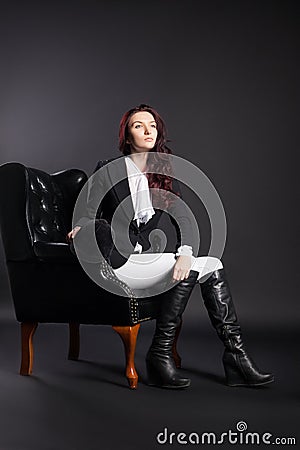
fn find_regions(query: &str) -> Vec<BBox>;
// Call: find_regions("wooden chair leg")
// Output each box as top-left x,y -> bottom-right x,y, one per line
112,324 -> 141,389
172,317 -> 182,369
68,323 -> 80,360
20,322 -> 38,375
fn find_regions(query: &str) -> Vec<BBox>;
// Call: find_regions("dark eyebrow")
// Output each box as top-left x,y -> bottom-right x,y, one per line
131,120 -> 157,125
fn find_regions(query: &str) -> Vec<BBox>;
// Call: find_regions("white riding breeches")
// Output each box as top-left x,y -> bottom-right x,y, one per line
113,253 -> 223,290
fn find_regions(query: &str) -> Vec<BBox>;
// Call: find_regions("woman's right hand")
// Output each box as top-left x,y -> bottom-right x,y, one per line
66,226 -> 81,242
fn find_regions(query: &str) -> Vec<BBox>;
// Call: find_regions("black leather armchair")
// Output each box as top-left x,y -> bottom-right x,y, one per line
0,162 -> 182,388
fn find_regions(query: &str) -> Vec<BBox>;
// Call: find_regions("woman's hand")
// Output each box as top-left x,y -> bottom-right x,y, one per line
172,255 -> 192,281
66,226 -> 81,242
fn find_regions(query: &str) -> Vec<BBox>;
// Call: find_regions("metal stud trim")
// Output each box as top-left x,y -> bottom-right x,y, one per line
99,259 -> 139,324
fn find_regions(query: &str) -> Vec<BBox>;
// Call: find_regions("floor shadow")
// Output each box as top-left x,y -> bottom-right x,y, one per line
183,366 -> 224,385
70,358 -> 144,389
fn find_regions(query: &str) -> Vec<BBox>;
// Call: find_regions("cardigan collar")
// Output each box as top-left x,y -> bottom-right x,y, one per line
106,156 -> 137,229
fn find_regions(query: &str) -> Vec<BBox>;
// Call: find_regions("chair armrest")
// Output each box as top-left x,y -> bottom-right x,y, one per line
33,242 -> 77,263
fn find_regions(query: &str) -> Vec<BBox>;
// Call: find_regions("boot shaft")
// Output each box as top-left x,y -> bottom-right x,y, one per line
150,270 -> 198,352
200,268 -> 240,336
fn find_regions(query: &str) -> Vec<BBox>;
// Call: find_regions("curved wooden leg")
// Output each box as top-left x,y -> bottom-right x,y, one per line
112,324 -> 141,389
172,317 -> 182,369
68,323 -> 80,360
20,322 -> 38,375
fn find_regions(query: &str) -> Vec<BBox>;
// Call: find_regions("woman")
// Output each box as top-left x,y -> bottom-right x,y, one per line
68,104 -> 274,389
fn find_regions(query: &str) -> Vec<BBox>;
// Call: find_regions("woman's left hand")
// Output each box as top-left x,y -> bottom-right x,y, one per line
172,255 -> 192,281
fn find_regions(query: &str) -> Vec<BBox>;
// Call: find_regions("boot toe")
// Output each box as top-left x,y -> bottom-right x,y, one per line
148,377 -> 191,389
244,373 -> 275,387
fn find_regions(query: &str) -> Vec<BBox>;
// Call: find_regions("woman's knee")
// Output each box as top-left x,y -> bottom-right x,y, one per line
203,256 -> 223,271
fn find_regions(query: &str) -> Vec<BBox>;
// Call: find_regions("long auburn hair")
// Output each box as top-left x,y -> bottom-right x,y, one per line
118,104 -> 180,208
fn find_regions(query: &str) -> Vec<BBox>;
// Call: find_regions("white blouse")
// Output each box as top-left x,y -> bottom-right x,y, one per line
125,156 -> 193,257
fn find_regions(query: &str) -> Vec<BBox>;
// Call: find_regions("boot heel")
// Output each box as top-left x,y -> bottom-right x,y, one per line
223,351 -> 275,387
146,360 -> 163,386
223,352 -> 246,386
223,362 -> 246,386
146,358 -> 191,389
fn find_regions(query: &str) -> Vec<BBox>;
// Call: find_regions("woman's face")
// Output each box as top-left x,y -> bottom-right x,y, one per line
127,111 -> 158,153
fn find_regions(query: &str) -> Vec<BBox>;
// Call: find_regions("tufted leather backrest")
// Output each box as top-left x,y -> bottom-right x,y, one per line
26,168 -> 69,243
0,163 -> 87,261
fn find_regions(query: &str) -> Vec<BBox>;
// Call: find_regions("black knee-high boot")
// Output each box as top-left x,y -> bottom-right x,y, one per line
200,268 -> 274,387
146,270 -> 199,389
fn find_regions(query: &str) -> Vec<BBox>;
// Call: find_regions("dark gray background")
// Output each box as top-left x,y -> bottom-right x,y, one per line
0,0 -> 298,324
0,1 -> 299,450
